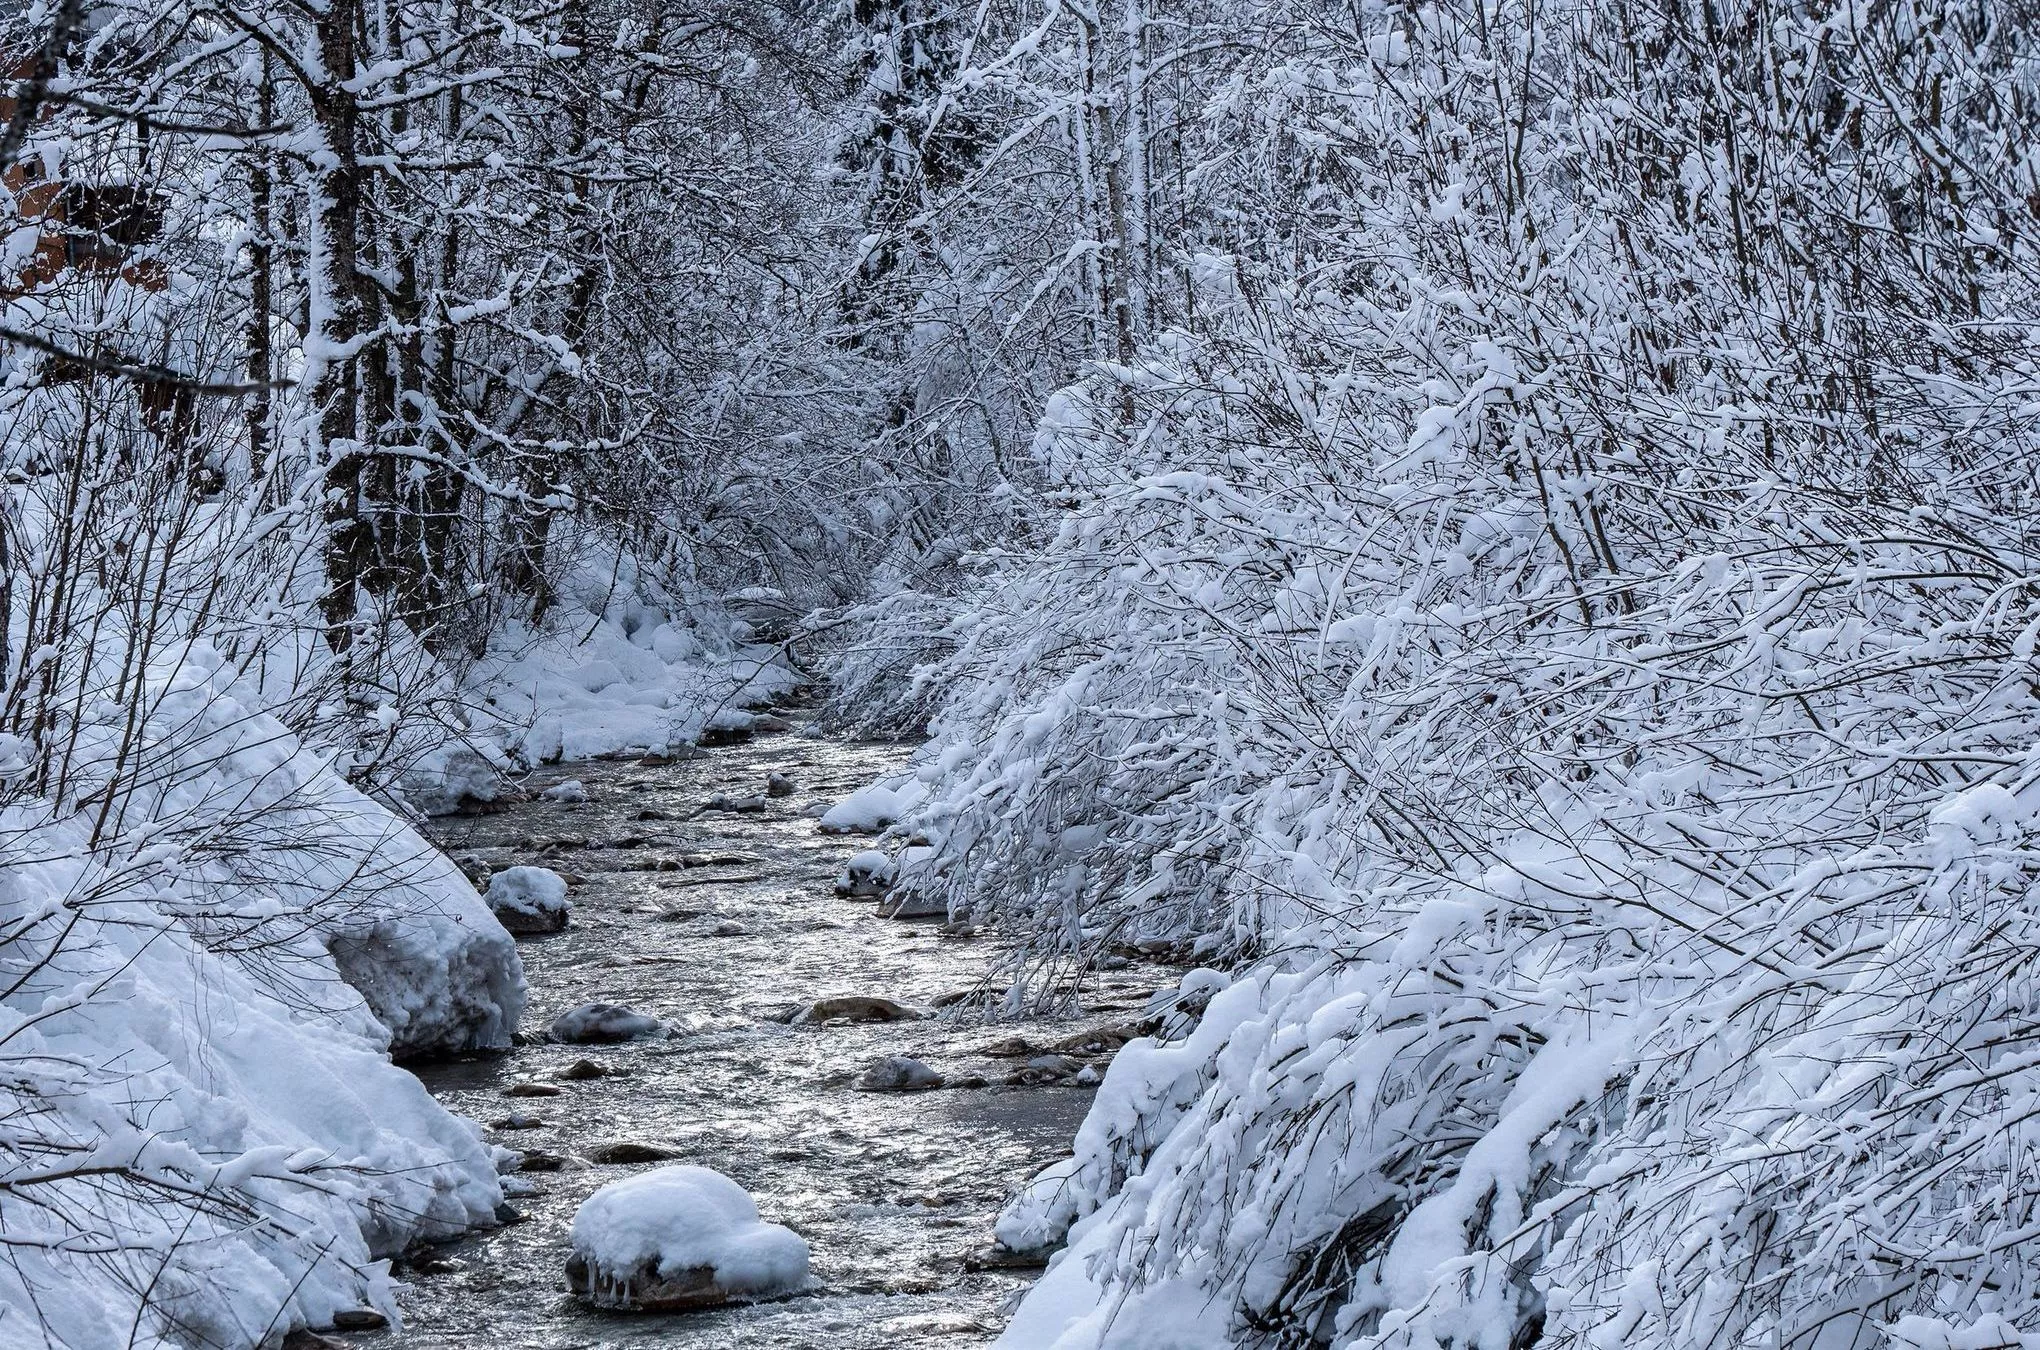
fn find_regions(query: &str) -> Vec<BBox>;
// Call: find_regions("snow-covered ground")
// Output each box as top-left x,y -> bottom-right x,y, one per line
398,604 -> 800,817
0,644 -> 521,1348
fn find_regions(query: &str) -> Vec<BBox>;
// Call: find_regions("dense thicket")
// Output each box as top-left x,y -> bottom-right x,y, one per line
834,1 -> 2040,1348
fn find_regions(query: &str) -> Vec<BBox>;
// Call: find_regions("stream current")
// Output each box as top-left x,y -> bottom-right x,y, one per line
387,726 -> 1158,1349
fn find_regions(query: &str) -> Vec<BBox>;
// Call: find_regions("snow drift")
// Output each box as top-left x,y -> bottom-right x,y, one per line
0,645 -> 521,1346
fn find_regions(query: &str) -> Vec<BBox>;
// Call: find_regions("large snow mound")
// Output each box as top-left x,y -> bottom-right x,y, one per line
464,606 -> 797,767
132,646 -> 525,1057
570,1165 -> 810,1298
0,806 -> 505,1349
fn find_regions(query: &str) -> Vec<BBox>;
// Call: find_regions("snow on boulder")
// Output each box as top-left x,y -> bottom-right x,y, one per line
143,656 -> 525,1059
566,1165 -> 810,1311
834,849 -> 895,898
817,774 -> 929,834
540,778 -> 590,803
551,1002 -> 666,1043
994,1156 -> 1084,1255
397,740 -> 510,815
485,866 -> 571,935
0,807 -> 506,1347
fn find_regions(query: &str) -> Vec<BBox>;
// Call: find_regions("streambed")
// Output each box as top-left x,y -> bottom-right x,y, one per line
386,726 -> 1159,1349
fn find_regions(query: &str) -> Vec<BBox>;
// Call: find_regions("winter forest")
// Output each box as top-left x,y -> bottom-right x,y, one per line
1,0 -> 2036,1346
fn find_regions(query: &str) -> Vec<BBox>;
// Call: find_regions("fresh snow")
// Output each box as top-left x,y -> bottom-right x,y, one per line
484,865 -> 571,933
0,647 -> 517,1347
570,1165 -> 811,1298
818,774 -> 929,834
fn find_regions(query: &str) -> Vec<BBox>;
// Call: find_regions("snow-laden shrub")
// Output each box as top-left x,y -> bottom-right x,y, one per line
0,364 -> 523,1342
904,0 -> 2040,1345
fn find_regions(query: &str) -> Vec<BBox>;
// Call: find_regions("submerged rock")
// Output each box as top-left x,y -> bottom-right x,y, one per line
551,1002 -> 665,1043
855,1055 -> 944,1092
877,889 -> 948,919
587,1140 -> 688,1164
490,1112 -> 545,1130
790,995 -> 920,1024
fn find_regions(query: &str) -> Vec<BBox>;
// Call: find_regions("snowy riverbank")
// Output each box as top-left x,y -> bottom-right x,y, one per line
0,646 -> 524,1348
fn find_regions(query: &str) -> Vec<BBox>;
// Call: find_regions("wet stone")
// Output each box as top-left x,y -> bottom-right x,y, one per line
790,995 -> 919,1024
565,1252 -> 724,1312
854,1055 -> 945,1092
489,1112 -> 545,1129
964,1242 -> 1051,1272
549,1002 -> 664,1043
503,1081 -> 561,1098
517,1151 -> 570,1172
559,1058 -> 611,1080
586,1140 -> 688,1164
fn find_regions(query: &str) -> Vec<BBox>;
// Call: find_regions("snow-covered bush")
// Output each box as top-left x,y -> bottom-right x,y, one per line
900,0 -> 2040,1346
0,326 -> 521,1342
0,807 -> 506,1348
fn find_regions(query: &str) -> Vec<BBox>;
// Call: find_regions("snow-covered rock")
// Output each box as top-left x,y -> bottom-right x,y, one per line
834,849 -> 895,898
994,1157 -> 1084,1254
565,1165 -> 810,1310
125,651 -> 525,1060
0,792 -> 509,1344
397,739 -> 511,815
817,774 -> 928,834
484,866 -> 571,935
551,1002 -> 666,1043
540,778 -> 590,803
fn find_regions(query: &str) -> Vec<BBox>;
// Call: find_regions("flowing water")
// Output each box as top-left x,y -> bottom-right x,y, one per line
387,726 -> 1160,1349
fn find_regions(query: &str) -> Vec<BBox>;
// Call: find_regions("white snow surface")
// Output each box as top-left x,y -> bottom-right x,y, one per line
570,1165 -> 811,1296
818,773 -> 929,834
464,607 -> 796,768
993,1156 -> 1084,1253
0,646 -> 515,1347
